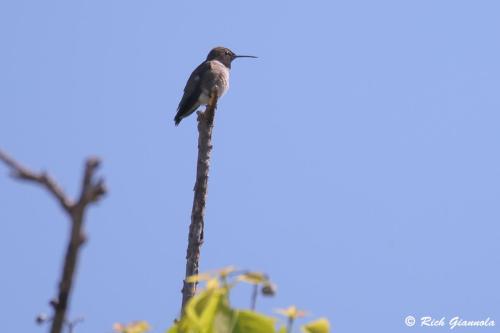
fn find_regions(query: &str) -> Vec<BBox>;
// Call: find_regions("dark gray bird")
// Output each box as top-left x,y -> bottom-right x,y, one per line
174,46 -> 257,125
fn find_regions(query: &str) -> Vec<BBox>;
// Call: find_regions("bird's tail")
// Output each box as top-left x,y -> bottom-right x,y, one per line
174,103 -> 200,126
174,113 -> 182,126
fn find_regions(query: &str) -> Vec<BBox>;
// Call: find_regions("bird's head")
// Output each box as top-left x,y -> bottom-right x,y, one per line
206,47 -> 257,68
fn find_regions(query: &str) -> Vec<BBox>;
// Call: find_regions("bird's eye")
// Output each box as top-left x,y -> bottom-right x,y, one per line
225,51 -> 230,55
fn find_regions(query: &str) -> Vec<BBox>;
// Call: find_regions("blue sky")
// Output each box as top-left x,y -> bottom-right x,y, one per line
1,1 -> 499,332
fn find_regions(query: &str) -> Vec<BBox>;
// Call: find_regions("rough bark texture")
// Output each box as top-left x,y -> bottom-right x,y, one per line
0,149 -> 106,333
181,92 -> 218,311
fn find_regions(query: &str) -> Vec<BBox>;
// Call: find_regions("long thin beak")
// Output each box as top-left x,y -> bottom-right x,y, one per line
234,55 -> 258,59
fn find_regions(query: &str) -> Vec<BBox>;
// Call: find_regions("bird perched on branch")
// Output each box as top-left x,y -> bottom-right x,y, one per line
174,47 -> 257,126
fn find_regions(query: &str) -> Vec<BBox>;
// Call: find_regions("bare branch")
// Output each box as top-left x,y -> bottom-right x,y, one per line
50,157 -> 106,333
0,148 -> 106,333
77,157 -> 106,207
181,91 -> 219,311
0,149 -> 73,212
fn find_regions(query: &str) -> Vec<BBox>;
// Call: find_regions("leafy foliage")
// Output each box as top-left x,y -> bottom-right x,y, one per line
165,269 -> 330,333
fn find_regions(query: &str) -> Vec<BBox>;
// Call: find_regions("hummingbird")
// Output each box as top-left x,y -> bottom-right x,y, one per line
174,47 -> 257,126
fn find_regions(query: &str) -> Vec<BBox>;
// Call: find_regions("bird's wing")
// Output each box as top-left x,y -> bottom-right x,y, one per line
176,61 -> 211,114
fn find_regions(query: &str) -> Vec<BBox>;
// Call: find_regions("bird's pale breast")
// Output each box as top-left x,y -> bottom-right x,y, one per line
199,60 -> 229,104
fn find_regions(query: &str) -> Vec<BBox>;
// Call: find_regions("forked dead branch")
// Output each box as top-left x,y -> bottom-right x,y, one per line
0,149 -> 106,333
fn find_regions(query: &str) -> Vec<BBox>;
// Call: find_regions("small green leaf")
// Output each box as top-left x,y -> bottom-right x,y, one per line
301,318 -> 330,333
217,266 -> 237,279
237,272 -> 268,285
186,273 -> 212,283
276,306 -> 307,320
233,310 -> 276,333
